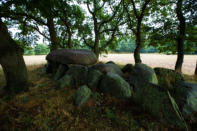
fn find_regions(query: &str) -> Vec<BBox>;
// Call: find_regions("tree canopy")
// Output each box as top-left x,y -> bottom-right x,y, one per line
0,0 -> 196,70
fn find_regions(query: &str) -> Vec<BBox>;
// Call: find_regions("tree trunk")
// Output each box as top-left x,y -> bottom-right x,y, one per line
175,0 -> 185,73
67,28 -> 72,48
0,20 -> 28,94
195,61 -> 197,75
94,35 -> 100,58
134,20 -> 142,63
47,17 -> 59,51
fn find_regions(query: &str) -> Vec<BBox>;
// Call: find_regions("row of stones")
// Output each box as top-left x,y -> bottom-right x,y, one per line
44,61 -> 197,129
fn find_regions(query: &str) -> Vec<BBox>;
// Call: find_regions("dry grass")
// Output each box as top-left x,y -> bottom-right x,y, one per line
0,65 -> 156,130
0,63 -> 196,130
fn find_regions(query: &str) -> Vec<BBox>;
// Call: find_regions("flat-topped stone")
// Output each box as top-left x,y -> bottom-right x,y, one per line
46,49 -> 97,65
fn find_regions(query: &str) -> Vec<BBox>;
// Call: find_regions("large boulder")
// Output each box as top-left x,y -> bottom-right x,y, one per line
46,49 -> 97,65
133,82 -> 185,129
66,65 -> 88,87
57,65 -> 88,88
91,63 -> 123,76
44,61 -> 59,74
100,72 -> 132,98
133,81 -> 197,129
57,75 -> 73,88
53,64 -> 68,81
129,64 -> 158,90
87,68 -> 103,89
122,64 -> 134,74
154,67 -> 184,90
106,61 -> 115,64
182,82 -> 197,116
74,85 -> 92,106
122,64 -> 134,81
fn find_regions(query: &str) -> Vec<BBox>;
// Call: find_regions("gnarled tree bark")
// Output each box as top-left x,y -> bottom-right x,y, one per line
0,20 -> 29,93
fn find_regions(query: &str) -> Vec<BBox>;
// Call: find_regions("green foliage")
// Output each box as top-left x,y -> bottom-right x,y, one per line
148,0 -> 197,54
15,40 -> 49,55
113,37 -> 158,53
24,48 -> 35,55
34,44 -> 50,55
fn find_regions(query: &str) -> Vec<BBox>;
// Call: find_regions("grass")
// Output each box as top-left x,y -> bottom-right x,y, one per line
0,65 -> 196,130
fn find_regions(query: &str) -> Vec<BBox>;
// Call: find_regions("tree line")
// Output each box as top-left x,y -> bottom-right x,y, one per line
0,0 -> 196,94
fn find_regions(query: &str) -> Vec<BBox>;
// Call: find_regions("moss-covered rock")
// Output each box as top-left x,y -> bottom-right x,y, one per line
53,64 -> 68,81
100,72 -> 132,98
66,65 -> 88,87
154,67 -> 184,90
57,75 -> 73,88
133,82 -> 185,129
87,68 -> 102,89
182,82 -> 197,117
129,64 -> 158,90
122,64 -> 134,74
74,85 -> 92,106
92,63 -> 123,76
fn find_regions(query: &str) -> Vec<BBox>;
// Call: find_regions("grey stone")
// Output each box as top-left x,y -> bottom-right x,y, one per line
74,85 -> 92,106
129,64 -> 158,90
53,64 -> 68,81
57,75 -> 73,88
106,61 -> 115,64
92,63 -> 123,76
100,72 -> 132,98
154,67 -> 184,90
133,82 -> 184,129
122,64 -> 134,73
87,68 -> 103,89
66,65 -> 88,87
182,82 -> 197,115
46,49 -> 97,65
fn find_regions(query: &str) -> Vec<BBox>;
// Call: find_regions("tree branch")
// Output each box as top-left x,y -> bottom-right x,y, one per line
87,0 -> 94,15
100,29 -> 117,51
1,11 -> 47,26
98,0 -> 122,29
123,1 -> 137,34
139,0 -> 151,19
32,25 -> 50,40
96,1 -> 106,11
83,37 -> 93,49
130,0 -> 139,18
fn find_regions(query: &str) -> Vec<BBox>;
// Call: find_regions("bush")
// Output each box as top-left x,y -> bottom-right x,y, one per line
34,44 -> 50,55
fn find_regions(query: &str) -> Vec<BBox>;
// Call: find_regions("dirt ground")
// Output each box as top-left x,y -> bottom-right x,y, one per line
0,54 -> 196,75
